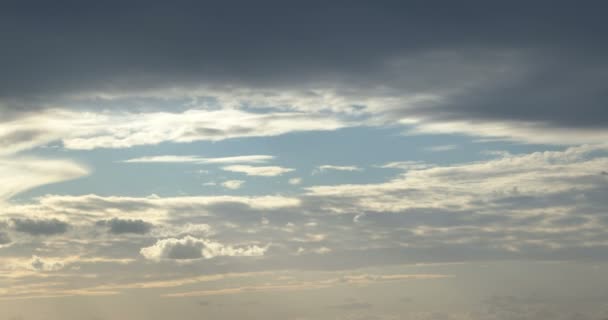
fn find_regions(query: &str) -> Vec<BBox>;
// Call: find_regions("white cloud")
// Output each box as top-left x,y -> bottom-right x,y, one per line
140,236 -> 268,261
315,165 -> 363,174
289,177 -> 302,185
221,180 -> 245,190
424,144 -> 458,152
307,144 -> 608,212
122,154 -> 274,164
222,165 -> 294,176
377,161 -> 432,171
0,157 -> 89,201
15,108 -> 348,151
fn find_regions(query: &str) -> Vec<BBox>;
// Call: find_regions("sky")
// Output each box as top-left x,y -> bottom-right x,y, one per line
1,1 -> 608,319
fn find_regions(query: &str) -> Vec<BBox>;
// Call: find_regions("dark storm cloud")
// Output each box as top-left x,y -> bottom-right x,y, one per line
12,218 -> 69,235
1,1 -> 607,128
96,218 -> 153,234
412,55 -> 608,128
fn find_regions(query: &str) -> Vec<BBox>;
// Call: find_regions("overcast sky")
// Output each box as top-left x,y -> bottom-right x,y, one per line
1,1 -> 608,319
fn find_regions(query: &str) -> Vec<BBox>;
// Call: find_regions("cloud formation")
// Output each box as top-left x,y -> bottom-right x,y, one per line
140,236 -> 268,261
1,2 -> 607,145
0,157 -> 89,201
2,3 -> 608,316
315,165 -> 363,174
222,165 -> 294,177
11,218 -> 69,236
97,218 -> 153,235
0,231 -> 10,245
122,155 -> 274,164
221,180 -> 245,190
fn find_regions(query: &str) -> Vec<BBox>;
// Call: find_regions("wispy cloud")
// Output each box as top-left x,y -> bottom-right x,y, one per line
0,157 -> 89,201
424,144 -> 459,152
315,165 -> 363,174
222,165 -> 294,177
122,155 -> 274,164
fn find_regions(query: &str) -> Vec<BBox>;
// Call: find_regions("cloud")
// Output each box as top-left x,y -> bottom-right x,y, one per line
11,218 -> 69,236
222,165 -> 294,176
289,177 -> 302,185
97,218 -> 153,235
315,165 -> 363,174
0,231 -> 11,245
222,180 -> 245,190
140,236 -> 268,261
0,108 -> 349,153
163,272 -> 451,297
0,128 -> 57,156
60,109 -> 348,150
402,117 -> 608,145
424,144 -> 458,152
307,145 -> 608,212
297,246 -> 332,255
0,2 -> 607,146
6,193 -> 301,224
0,156 -> 89,201
377,161 -> 432,171
29,255 -> 65,272
122,154 -> 274,164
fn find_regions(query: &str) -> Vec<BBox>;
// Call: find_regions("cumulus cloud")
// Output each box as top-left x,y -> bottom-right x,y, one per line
97,218 -> 153,235
11,218 -> 69,236
222,165 -> 294,176
140,236 -> 268,261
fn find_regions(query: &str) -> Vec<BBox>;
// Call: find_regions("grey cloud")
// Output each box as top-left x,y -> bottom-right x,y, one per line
478,295 -> 604,320
409,55 -> 608,128
12,218 -> 69,236
97,218 -> 153,234
0,129 -> 48,148
1,1 -> 607,132
0,231 -> 11,245
29,255 -> 64,271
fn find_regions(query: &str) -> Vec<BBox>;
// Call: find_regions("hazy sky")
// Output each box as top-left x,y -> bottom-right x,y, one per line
1,1 -> 608,319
